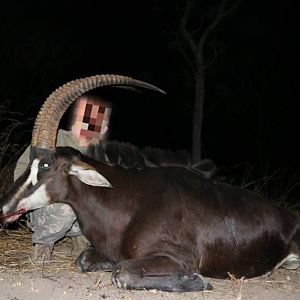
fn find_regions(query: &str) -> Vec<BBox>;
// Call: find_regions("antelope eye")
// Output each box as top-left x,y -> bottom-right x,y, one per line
41,162 -> 51,170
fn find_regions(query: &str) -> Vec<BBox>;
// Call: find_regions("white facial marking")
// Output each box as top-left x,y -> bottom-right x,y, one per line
2,159 -> 41,215
17,184 -> 50,211
30,159 -> 40,186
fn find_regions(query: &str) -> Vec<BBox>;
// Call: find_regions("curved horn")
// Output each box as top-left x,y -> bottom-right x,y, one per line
31,74 -> 165,150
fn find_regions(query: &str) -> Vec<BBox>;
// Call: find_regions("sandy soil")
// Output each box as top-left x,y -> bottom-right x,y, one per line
0,227 -> 300,300
1,268 -> 300,300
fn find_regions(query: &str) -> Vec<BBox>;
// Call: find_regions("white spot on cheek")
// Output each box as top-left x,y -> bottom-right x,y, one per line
17,184 -> 50,211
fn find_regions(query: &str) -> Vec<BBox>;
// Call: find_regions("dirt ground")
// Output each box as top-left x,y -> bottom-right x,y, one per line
1,226 -> 300,300
1,267 -> 300,300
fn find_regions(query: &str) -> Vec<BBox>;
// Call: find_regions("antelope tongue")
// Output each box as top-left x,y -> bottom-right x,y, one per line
0,209 -> 27,224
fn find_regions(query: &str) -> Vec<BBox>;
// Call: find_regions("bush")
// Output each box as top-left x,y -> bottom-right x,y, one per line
218,163 -> 300,212
0,102 -> 31,195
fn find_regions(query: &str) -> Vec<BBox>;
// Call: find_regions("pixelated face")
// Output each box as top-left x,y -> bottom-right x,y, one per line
69,96 -> 112,146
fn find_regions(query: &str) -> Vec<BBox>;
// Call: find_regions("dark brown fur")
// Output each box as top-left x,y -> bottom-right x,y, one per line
1,147 -> 299,291
70,155 -> 300,278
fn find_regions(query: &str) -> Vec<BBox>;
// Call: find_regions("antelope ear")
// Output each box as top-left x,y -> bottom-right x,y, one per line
68,161 -> 112,188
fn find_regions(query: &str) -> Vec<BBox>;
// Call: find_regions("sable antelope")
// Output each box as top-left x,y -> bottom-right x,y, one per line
0,74 -> 299,292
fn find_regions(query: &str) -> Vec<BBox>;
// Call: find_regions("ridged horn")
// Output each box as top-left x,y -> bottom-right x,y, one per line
31,74 -> 165,150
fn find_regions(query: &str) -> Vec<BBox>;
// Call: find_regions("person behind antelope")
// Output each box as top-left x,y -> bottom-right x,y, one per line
14,94 -> 112,261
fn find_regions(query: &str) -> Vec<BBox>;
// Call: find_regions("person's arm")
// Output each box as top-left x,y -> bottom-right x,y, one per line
14,145 -> 30,181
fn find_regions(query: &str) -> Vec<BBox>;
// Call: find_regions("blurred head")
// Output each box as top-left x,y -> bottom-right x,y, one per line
69,95 -> 112,146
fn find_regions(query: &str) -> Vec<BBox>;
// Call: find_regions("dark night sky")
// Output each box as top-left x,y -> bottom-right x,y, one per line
0,0 -> 299,178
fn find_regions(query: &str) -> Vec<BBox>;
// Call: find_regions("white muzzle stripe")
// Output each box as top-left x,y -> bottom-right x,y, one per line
17,184 -> 50,211
2,159 -> 47,214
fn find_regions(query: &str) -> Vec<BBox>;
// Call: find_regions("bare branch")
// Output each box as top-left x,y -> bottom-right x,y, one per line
179,46 -> 197,75
179,0 -> 197,54
190,19 -> 205,36
168,32 -> 196,74
205,43 -> 229,69
197,0 -> 240,57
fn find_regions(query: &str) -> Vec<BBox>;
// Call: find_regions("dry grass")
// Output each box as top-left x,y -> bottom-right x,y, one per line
0,221 -> 77,275
208,269 -> 300,299
219,163 -> 300,213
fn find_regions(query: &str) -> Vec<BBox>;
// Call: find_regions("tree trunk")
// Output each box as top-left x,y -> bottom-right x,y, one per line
179,0 -> 237,164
